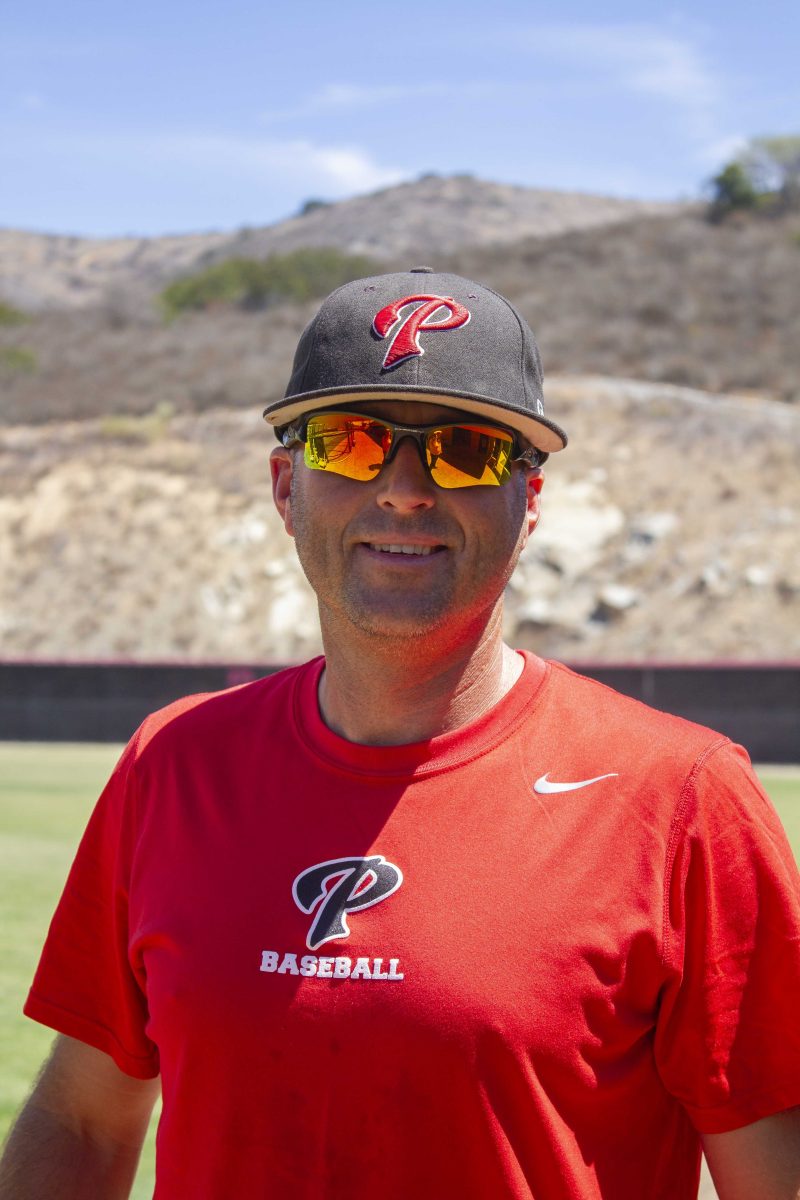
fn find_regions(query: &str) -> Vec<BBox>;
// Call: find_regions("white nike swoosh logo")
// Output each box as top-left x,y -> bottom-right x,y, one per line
533,772 -> 619,794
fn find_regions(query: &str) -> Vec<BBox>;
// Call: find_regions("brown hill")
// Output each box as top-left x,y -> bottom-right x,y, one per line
449,209 -> 800,402
1,200 -> 797,428
0,175 -> 676,313
0,177 -> 797,665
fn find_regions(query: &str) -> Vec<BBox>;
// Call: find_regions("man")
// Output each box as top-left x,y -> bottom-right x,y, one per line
2,268 -> 799,1199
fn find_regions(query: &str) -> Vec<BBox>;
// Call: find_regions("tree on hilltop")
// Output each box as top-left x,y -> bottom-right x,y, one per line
708,134 -> 800,221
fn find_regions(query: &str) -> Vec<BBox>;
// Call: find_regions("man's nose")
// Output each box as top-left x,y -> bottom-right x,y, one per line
375,436 -> 436,512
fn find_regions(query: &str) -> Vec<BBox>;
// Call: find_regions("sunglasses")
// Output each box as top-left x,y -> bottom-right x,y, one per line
281,411 -> 542,490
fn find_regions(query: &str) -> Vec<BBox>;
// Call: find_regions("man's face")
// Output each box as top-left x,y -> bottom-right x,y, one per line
270,400 -> 542,645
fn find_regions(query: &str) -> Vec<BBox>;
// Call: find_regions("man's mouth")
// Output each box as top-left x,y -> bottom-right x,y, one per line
367,543 -> 443,556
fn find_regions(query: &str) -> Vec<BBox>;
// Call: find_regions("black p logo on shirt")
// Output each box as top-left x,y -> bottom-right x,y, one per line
292,856 -> 403,951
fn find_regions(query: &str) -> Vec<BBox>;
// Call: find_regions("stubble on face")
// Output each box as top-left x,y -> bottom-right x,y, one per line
288,454 -> 531,649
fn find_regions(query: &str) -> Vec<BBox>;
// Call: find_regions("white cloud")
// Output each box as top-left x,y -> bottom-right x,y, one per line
306,82 -> 447,109
302,143 -> 404,193
567,26 -> 716,108
697,133 -> 749,171
508,23 -> 723,141
148,132 -> 405,194
261,83 -> 440,123
496,21 -> 745,178
33,127 -> 405,198
261,79 -> 520,124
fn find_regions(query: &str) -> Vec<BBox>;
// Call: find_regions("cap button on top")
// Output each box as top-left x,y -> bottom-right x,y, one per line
409,265 -> 435,273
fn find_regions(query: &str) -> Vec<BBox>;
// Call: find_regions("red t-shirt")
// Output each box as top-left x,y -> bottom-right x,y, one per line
26,654 -> 800,1198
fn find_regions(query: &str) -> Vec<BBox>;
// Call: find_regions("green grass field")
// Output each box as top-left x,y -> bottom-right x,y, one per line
0,744 -> 159,1198
1,743 -> 799,1197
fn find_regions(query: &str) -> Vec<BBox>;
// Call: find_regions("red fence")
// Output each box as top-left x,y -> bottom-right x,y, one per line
0,660 -> 797,762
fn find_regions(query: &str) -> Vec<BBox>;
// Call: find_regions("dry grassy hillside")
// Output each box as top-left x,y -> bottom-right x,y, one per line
451,210 -> 800,401
2,206 -> 798,428
0,175 -> 675,312
0,178 -> 797,663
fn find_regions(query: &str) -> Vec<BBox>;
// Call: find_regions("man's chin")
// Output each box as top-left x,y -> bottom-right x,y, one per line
341,594 -> 454,641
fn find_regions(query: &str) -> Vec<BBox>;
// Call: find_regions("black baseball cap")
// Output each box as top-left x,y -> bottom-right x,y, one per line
263,267 -> 567,455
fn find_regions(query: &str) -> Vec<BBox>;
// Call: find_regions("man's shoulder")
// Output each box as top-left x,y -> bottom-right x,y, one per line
129,658 -> 319,762
530,659 -> 755,817
541,658 -> 730,759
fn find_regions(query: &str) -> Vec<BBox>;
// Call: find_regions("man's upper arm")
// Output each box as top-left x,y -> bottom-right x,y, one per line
31,1033 -> 160,1147
702,1108 -> 800,1200
0,1035 -> 160,1198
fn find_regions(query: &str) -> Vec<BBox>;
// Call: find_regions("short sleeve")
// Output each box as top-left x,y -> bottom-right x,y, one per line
24,731 -> 160,1079
655,741 -> 800,1133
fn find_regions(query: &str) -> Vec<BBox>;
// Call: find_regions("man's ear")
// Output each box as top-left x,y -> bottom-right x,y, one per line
524,469 -> 544,539
270,446 -> 295,537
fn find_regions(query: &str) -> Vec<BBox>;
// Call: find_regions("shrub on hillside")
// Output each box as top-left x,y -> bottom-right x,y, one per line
0,346 -> 37,374
708,163 -> 760,221
296,198 -> 330,217
159,247 -> 381,320
0,300 -> 28,325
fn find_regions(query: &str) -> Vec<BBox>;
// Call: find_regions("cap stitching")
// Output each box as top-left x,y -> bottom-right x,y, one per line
483,283 -> 532,409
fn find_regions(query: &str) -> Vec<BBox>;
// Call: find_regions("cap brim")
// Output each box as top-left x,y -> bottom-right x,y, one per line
263,385 -> 567,453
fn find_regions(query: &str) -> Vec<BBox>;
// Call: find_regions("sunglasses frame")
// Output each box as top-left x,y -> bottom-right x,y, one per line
280,410 -> 544,488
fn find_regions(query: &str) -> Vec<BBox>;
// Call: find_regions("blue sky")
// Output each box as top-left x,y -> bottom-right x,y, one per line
2,0 -> 797,237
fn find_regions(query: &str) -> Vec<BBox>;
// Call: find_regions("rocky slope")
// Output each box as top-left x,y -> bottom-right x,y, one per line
1,376 -> 796,665
1,176 -> 796,665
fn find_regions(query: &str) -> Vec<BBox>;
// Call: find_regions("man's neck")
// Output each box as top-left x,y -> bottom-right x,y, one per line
316,610 -> 524,746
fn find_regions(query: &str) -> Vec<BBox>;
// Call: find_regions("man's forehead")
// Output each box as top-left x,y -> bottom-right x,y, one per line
344,399 -> 481,425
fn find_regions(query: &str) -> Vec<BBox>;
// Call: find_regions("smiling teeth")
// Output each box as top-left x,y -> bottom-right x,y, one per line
371,544 -> 434,555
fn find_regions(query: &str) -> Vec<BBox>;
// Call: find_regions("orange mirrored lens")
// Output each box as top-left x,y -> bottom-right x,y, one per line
303,413 -> 515,488
304,415 -> 388,480
429,424 -> 513,488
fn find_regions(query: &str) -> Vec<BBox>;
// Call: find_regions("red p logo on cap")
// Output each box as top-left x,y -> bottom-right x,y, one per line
373,294 -> 471,371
